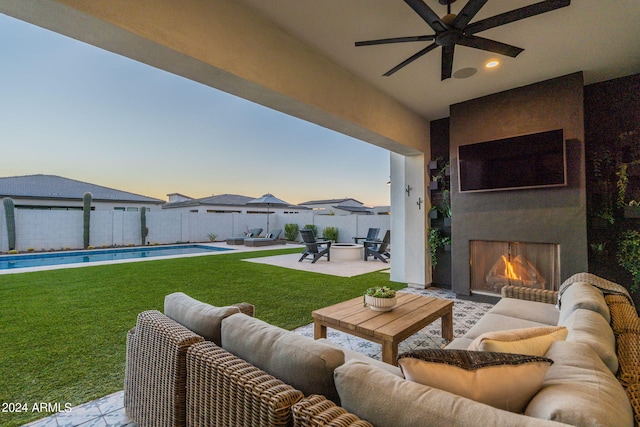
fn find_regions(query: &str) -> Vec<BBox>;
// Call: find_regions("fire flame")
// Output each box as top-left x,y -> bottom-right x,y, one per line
502,255 -> 522,280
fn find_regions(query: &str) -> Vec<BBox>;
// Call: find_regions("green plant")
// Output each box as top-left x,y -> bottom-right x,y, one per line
590,241 -> 607,256
140,208 -> 148,245
3,197 -> 16,250
617,230 -> 640,292
322,226 -> 338,241
83,192 -> 92,249
616,163 -> 629,209
439,189 -> 452,218
284,223 -> 300,241
207,232 -> 217,242
428,228 -> 443,268
304,224 -> 318,237
363,286 -> 397,306
434,160 -> 450,187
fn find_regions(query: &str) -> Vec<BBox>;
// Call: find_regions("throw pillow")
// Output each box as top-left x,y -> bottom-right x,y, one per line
467,326 -> 567,356
397,349 -> 553,413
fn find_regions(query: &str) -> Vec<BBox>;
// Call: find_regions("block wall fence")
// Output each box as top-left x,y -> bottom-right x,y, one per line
0,207 -> 390,252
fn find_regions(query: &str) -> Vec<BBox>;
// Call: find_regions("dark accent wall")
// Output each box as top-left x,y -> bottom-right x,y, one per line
584,74 -> 640,306
449,72 -> 587,296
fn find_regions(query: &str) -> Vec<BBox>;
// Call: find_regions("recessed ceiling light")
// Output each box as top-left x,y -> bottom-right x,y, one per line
486,60 -> 500,68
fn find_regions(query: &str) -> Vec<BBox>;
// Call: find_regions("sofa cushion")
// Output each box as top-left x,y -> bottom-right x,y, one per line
490,298 -> 560,325
558,282 -> 610,324
526,341 -> 633,427
560,308 -> 618,374
317,338 -> 403,378
468,326 -> 567,356
445,337 -> 474,350
334,360 -> 563,427
164,292 -> 240,346
221,313 -> 344,403
397,349 -> 553,413
463,313 -> 552,340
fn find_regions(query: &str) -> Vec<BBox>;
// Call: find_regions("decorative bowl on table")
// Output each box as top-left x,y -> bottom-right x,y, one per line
363,286 -> 397,312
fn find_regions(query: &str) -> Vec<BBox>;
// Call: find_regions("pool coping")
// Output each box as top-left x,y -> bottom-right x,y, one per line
0,242 -> 302,275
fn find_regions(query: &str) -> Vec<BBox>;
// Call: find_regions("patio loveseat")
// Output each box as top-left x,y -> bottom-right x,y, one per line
124,273 -> 640,427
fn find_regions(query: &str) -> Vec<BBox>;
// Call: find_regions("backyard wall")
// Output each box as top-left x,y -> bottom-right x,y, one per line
0,207 -> 390,252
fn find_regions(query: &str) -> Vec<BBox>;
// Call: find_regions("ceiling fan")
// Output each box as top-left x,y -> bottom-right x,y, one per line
355,0 -> 571,81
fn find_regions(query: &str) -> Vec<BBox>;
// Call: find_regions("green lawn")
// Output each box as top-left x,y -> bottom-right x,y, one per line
0,248 -> 404,427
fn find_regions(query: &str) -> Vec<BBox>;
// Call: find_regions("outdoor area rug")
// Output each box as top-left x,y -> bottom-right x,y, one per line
294,286 -> 494,359
243,253 -> 390,277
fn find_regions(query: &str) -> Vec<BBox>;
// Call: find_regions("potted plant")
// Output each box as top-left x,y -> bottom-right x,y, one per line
363,286 -> 397,311
624,200 -> 640,218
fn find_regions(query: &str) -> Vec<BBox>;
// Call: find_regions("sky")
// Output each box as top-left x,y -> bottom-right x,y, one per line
0,14 -> 391,207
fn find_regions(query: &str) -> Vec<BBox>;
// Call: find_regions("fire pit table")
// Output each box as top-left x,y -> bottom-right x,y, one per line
329,243 -> 363,261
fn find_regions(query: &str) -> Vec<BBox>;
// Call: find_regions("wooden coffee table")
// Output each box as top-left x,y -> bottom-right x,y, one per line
312,292 -> 454,365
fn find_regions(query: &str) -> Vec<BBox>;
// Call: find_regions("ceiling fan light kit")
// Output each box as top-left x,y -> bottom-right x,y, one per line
355,0 -> 571,81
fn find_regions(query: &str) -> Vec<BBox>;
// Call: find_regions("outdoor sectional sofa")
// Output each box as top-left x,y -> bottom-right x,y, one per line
124,273 -> 640,427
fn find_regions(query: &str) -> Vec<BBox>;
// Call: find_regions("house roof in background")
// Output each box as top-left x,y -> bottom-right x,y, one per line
333,205 -> 372,214
163,193 -> 255,209
0,174 -> 165,204
299,198 -> 363,205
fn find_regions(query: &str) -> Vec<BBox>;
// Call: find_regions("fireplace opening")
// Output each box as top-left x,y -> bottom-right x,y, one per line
470,240 -> 560,295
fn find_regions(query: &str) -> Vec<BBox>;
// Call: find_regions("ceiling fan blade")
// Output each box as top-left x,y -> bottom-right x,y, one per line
383,42 -> 439,76
404,0 -> 448,32
457,35 -> 524,57
441,45 -> 455,80
452,0 -> 488,29
466,0 -> 570,35
355,35 -> 435,47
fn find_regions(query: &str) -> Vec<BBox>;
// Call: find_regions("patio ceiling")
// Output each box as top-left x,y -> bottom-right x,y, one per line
2,0 -> 638,151
238,0 -> 640,120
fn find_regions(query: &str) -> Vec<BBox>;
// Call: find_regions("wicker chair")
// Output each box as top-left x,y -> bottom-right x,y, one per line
124,310 -> 203,427
500,284 -> 558,304
292,395 -> 373,427
125,303 -> 255,427
186,341 -> 304,427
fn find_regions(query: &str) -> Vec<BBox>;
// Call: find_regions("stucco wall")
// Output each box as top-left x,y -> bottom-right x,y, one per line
0,207 -> 389,252
450,72 -> 587,296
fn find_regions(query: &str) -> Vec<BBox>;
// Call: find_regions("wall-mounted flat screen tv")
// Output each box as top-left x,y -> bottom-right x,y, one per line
458,129 -> 566,193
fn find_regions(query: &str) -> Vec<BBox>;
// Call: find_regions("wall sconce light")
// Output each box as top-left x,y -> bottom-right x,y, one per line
406,185 -> 413,197
417,197 -> 423,209
386,177 -> 391,186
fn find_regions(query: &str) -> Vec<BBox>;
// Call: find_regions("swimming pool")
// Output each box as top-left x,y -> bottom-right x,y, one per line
0,245 -> 232,270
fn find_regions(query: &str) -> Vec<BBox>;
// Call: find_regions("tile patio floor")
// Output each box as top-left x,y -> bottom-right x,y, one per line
22,285 -> 493,427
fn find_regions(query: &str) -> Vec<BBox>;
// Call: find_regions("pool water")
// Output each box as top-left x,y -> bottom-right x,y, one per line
0,245 -> 231,270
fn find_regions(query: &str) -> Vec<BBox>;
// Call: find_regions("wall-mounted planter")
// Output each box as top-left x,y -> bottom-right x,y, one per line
624,206 -> 640,218
429,209 -> 438,219
444,217 -> 452,227
429,181 -> 438,190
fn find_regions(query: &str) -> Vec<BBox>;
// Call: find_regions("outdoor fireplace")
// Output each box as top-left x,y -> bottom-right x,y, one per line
470,240 -> 560,295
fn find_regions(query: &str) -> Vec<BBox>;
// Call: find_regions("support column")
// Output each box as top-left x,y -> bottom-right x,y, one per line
390,152 -> 431,287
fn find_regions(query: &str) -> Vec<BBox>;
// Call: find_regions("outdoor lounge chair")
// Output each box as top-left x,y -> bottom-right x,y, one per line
298,229 -> 331,263
353,227 -> 380,244
226,228 -> 263,245
364,229 -> 390,263
243,229 -> 283,247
